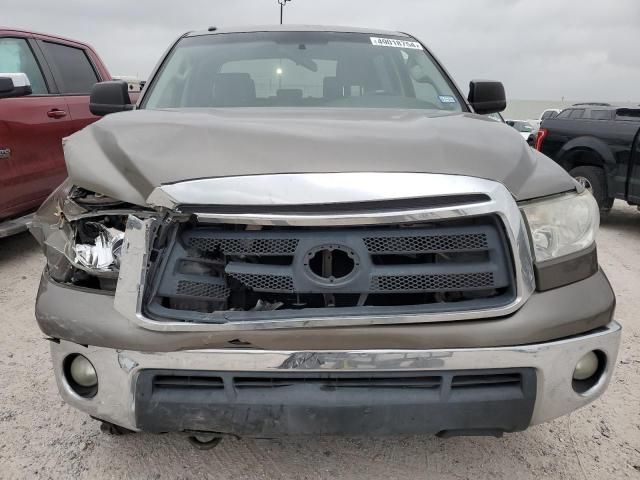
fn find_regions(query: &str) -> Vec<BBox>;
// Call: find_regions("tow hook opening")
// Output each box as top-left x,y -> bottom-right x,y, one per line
572,350 -> 607,394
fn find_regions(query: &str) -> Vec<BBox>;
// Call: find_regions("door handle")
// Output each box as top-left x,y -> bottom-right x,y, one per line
47,109 -> 67,119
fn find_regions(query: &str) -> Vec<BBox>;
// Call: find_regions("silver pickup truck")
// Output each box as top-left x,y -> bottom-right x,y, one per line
30,25 -> 620,445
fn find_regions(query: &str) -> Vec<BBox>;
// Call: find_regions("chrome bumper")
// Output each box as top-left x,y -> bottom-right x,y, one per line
50,321 -> 621,433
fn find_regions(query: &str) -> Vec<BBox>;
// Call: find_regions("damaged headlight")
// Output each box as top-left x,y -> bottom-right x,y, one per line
35,214 -> 128,290
29,182 -> 146,291
521,191 -> 599,262
71,220 -> 126,272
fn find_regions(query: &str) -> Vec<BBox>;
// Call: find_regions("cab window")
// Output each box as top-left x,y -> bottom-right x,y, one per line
0,37 -> 48,94
41,41 -> 99,94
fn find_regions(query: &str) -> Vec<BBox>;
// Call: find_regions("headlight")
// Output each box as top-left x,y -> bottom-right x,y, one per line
29,182 -> 137,291
73,221 -> 125,271
521,191 -> 599,262
46,215 -> 127,291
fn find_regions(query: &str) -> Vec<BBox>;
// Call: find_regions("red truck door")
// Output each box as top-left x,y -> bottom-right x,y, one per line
37,39 -> 103,131
0,36 -> 74,220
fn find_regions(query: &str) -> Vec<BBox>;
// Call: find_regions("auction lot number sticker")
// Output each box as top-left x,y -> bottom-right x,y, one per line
370,37 -> 423,50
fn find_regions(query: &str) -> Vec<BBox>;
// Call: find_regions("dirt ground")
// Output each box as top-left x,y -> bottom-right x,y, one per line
0,203 -> 638,480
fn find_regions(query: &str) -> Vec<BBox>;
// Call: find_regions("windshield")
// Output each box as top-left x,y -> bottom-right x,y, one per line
143,31 -> 464,111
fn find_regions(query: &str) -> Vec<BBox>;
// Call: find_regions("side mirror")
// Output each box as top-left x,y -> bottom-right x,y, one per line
90,80 -> 133,116
0,73 -> 32,99
468,80 -> 506,115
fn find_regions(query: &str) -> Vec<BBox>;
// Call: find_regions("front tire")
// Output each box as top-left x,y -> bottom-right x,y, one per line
569,166 -> 613,212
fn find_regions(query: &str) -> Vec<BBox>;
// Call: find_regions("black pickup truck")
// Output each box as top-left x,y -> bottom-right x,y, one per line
536,104 -> 640,211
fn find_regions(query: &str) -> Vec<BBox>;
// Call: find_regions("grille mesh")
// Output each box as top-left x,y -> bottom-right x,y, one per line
189,237 -> 299,255
176,280 -> 230,299
364,233 -> 488,254
228,272 -> 295,292
370,272 -> 495,292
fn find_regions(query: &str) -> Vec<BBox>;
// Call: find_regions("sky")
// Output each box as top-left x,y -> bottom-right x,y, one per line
2,0 -> 639,101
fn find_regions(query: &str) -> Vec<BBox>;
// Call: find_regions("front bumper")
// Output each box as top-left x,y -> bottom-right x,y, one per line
50,321 -> 621,436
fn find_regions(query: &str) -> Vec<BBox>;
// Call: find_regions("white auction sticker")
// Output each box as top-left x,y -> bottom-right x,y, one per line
370,37 -> 423,50
439,95 -> 457,104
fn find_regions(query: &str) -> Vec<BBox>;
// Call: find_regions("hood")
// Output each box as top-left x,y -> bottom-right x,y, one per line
63,108 -> 575,207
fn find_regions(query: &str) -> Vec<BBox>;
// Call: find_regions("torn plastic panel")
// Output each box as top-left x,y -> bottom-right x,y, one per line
69,186 -> 139,210
29,180 -> 86,247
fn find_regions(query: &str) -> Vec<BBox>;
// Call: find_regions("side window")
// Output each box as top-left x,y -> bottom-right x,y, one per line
0,37 -> 48,94
41,41 -> 98,94
569,109 -> 585,119
556,109 -> 572,119
590,110 -> 612,120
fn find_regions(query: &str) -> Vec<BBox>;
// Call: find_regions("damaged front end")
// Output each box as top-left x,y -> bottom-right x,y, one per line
30,182 -> 162,293
31,174 -> 528,329
31,174 -> 622,440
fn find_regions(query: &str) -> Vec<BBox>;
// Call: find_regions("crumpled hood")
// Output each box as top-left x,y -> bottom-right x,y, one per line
63,108 -> 575,206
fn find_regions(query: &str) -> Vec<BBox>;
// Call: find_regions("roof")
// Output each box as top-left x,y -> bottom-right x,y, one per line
565,105 -> 620,111
0,26 -> 90,46
187,24 -> 408,38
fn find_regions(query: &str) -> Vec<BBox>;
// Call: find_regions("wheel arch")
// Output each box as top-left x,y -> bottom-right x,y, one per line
557,137 -> 616,193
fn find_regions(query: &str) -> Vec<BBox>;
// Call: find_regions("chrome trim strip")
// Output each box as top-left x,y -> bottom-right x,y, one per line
113,216 -> 156,327
50,322 -> 622,430
115,173 -> 535,332
148,173 -> 499,209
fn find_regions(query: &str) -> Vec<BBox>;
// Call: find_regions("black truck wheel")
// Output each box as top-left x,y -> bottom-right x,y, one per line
569,166 -> 614,212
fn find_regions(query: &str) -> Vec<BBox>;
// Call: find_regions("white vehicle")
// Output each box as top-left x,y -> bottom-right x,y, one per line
112,75 -> 144,93
540,108 -> 561,122
528,109 -> 562,129
506,120 -> 536,140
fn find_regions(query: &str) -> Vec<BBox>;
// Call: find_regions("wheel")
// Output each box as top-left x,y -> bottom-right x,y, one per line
99,421 -> 134,435
187,435 -> 222,450
569,166 -> 613,212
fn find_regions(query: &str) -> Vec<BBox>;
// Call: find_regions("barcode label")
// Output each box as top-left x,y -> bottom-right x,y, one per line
370,37 -> 423,50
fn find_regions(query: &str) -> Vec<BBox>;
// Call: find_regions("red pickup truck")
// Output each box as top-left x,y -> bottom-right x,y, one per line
0,27 -> 112,237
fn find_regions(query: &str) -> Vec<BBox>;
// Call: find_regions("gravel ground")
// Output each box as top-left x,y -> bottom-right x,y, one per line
0,202 -> 639,480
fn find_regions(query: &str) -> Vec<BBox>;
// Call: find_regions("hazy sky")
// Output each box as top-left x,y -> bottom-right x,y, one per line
3,0 -> 639,101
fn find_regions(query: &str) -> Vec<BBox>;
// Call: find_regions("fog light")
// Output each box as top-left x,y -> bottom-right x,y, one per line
69,355 -> 98,387
573,351 -> 599,381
